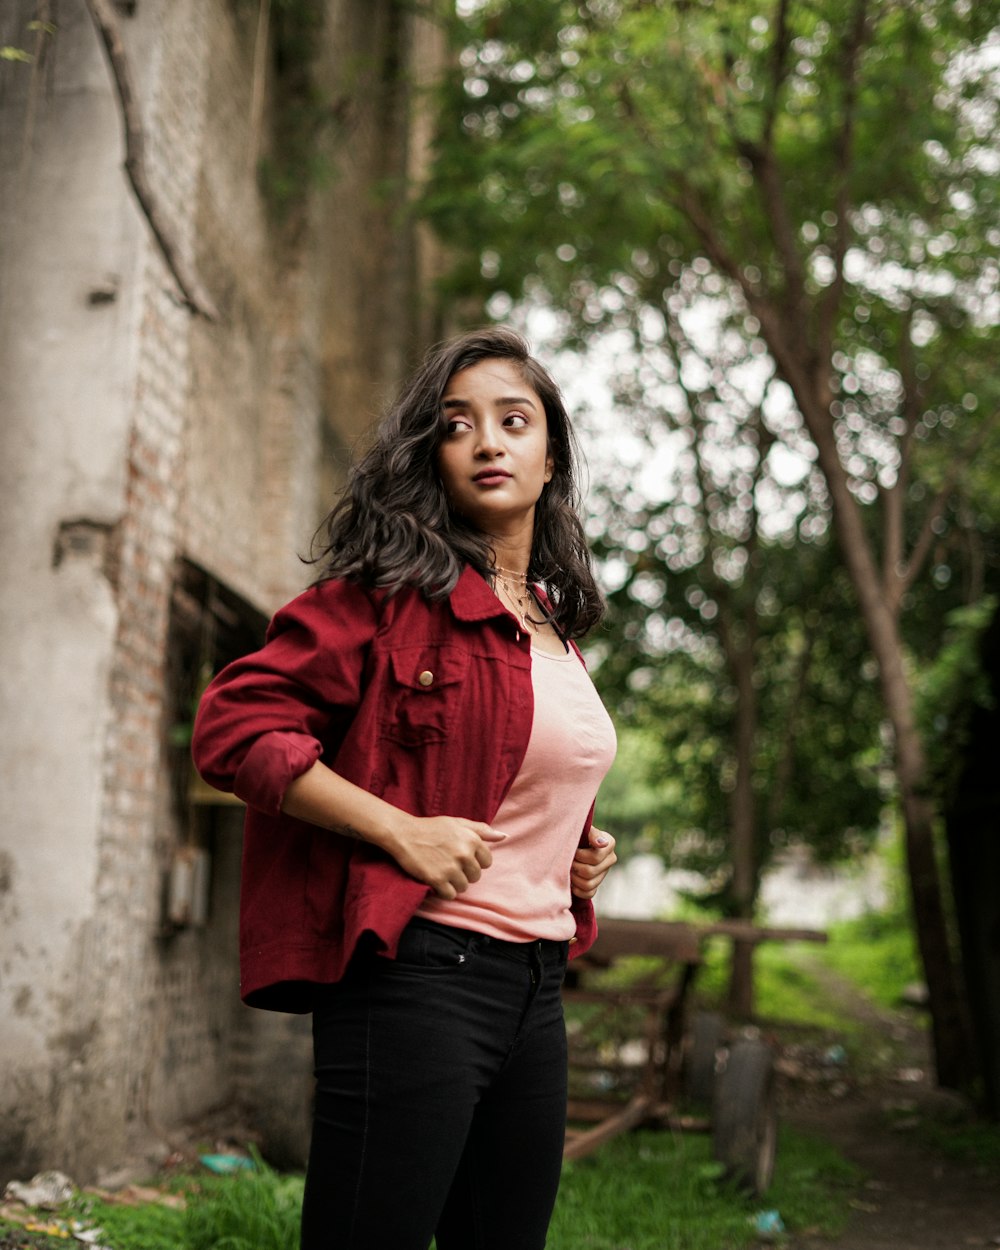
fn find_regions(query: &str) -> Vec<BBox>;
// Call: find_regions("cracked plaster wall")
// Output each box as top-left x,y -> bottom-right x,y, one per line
0,0 -> 445,1183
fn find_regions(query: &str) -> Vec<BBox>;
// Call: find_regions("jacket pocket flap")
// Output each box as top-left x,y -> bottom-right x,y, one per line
388,646 -> 468,690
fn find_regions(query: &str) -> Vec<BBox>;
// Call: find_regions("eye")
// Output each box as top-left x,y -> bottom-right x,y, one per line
504,412 -> 529,428
443,415 -> 472,435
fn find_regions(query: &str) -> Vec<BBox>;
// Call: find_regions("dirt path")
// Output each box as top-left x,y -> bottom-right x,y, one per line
773,963 -> 1000,1249
788,1096 -> 1000,1249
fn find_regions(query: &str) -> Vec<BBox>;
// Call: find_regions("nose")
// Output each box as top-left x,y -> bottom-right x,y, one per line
474,420 -> 504,459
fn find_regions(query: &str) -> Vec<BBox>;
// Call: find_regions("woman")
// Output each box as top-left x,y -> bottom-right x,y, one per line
192,328 -> 618,1249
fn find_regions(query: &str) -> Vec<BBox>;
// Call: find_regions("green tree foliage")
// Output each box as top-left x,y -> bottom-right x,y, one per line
426,0 -> 1000,1075
427,0 -> 998,571
917,595 -> 998,802
582,296 -> 885,914
594,567 -> 884,874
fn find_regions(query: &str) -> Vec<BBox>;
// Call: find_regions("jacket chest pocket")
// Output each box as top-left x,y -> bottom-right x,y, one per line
379,646 -> 469,747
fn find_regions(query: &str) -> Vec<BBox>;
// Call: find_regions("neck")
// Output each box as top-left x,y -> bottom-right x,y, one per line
487,537 -> 533,581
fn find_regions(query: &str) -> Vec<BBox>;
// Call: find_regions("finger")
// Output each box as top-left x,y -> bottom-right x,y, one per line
480,826 -> 508,842
580,843 -> 617,867
589,827 -> 612,848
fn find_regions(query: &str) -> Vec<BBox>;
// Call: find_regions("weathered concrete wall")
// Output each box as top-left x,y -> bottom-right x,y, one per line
0,0 -> 150,1179
0,0 -> 445,1184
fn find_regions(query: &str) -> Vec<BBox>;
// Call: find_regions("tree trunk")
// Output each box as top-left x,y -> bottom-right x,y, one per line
944,604 -> 1000,1115
727,639 -> 758,1018
792,386 -> 974,1086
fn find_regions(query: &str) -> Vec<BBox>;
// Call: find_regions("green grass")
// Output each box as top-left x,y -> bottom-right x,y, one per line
915,1116 -> 1000,1168
688,902 -> 923,1033
0,1165 -> 303,1250
820,911 -> 922,1009
185,1166 -> 303,1250
1,1123 -> 858,1250
64,1188 -> 187,1250
692,935 -> 856,1032
546,1125 -> 858,1250
879,1094 -> 1000,1170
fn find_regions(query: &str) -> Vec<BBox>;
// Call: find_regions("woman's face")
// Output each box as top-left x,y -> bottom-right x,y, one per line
437,358 -> 554,538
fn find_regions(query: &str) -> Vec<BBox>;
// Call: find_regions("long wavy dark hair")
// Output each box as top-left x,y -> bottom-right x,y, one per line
310,327 -> 604,638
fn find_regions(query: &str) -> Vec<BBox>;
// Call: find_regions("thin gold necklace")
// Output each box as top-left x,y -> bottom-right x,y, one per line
493,568 -> 536,631
492,563 -> 529,582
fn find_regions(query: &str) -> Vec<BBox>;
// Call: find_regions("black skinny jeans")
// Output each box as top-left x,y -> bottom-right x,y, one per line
301,916 -> 570,1250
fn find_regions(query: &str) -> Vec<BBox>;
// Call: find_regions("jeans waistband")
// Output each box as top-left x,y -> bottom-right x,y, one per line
407,915 -> 568,965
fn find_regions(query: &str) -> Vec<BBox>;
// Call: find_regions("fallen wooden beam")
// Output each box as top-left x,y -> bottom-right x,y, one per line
564,1094 -> 655,1160
695,920 -> 828,944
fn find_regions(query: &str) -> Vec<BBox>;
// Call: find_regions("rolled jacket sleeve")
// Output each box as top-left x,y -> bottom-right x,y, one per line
191,580 -> 379,814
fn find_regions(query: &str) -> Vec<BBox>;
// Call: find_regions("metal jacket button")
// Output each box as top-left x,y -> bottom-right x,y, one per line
418,670 -> 434,687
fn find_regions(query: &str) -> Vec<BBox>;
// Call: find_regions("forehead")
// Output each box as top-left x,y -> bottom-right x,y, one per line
443,357 -> 539,400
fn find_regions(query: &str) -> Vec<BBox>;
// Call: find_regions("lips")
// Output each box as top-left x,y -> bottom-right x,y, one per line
472,469 -> 512,483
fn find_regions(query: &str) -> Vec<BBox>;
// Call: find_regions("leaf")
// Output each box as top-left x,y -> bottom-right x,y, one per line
1,46 -> 34,62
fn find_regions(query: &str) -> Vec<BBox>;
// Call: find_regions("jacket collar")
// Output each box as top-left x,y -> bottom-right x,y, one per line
449,564 -> 510,622
449,564 -> 561,631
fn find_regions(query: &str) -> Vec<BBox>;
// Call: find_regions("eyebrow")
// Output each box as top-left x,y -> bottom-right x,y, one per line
441,395 -> 538,410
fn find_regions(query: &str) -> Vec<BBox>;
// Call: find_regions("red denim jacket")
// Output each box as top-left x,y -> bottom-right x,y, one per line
192,566 -> 599,1011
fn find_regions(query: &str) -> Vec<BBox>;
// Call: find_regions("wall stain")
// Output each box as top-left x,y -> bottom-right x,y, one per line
52,518 -> 122,591
0,849 -> 12,894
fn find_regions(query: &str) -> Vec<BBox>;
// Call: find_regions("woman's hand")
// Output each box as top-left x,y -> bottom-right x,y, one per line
571,826 -> 617,900
390,815 -> 507,900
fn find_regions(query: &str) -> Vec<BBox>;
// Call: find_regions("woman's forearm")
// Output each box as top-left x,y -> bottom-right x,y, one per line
282,761 -> 506,899
283,759 -> 408,850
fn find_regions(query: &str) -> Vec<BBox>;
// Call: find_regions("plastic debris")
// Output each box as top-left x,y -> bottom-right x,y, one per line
72,1227 -> 111,1246
4,1169 -> 76,1208
199,1152 -> 256,1174
753,1209 -> 786,1241
24,1221 -> 71,1239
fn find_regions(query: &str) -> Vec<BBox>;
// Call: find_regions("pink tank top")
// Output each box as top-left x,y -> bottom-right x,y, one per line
417,642 -> 617,941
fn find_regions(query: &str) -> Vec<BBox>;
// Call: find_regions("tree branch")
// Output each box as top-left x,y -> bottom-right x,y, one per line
762,0 -> 792,147
882,306 -> 919,592
673,177 -> 818,405
740,140 -> 811,338
617,79 -> 817,425
766,617 -> 816,831
83,0 -> 219,321
816,0 -> 870,365
889,412 -> 999,614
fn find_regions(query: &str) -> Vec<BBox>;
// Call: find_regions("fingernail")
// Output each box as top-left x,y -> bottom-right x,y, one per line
595,835 -> 609,846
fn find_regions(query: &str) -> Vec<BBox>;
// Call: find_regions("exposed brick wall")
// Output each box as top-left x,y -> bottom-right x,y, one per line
46,0 -> 213,1175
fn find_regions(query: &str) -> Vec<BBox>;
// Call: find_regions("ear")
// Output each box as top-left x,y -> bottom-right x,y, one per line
544,452 -> 554,483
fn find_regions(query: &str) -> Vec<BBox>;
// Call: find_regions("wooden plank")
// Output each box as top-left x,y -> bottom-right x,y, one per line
696,920 -> 828,944
566,1097 -> 631,1122
586,918 -> 702,963
563,1094 -> 654,1160
563,987 -> 680,1007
